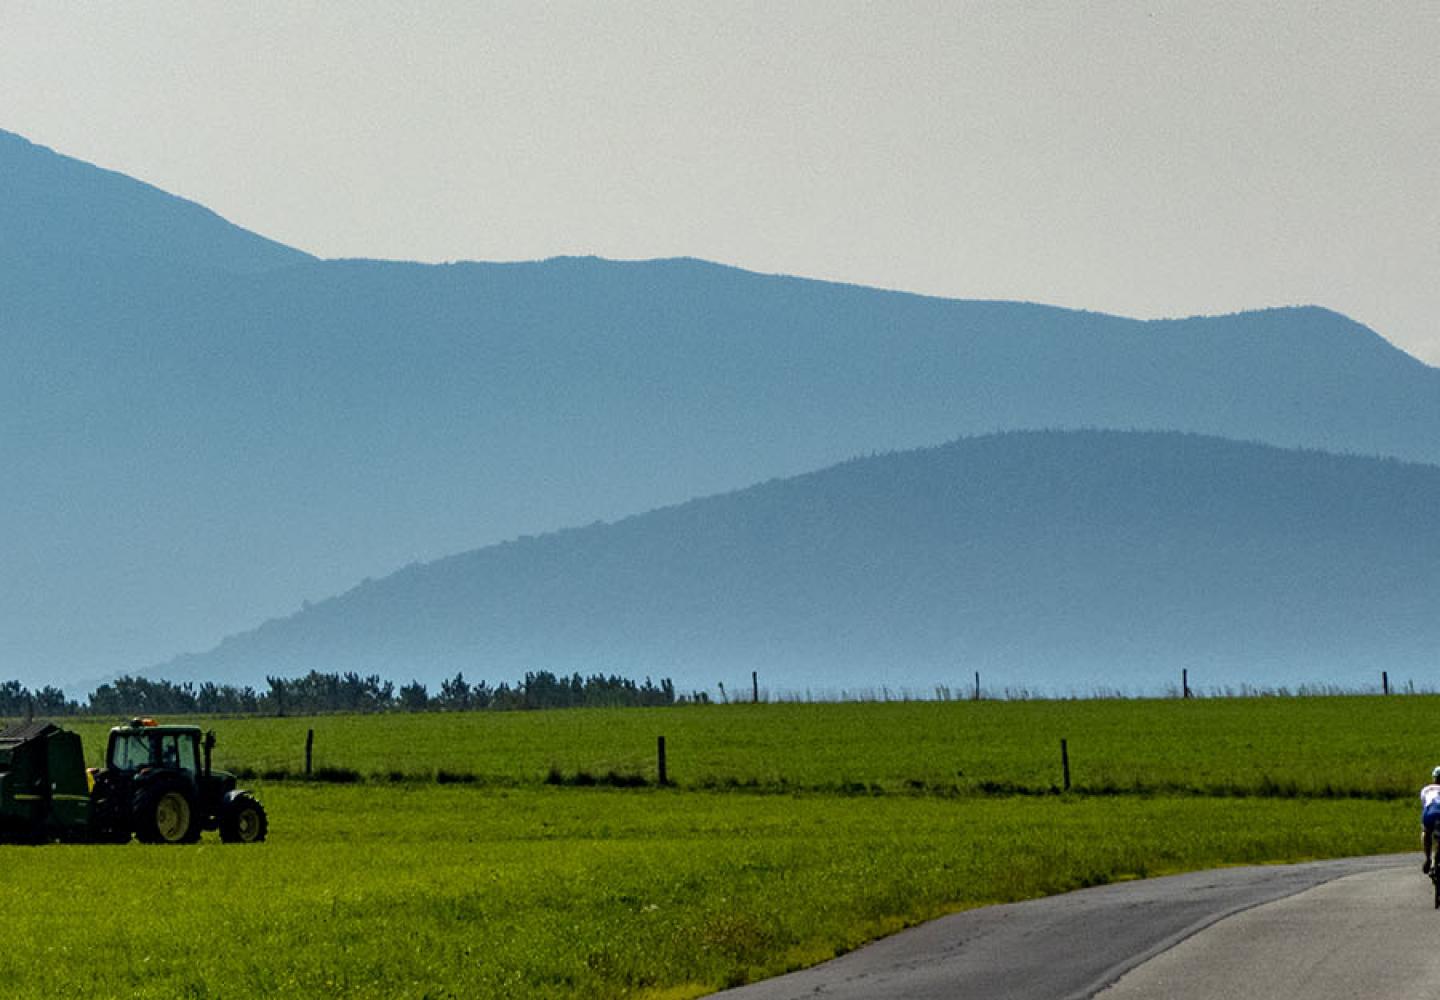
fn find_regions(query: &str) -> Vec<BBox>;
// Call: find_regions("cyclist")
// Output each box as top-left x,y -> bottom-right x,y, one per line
1422,767 -> 1440,874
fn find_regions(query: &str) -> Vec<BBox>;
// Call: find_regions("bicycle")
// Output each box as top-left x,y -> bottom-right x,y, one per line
1430,859 -> 1440,909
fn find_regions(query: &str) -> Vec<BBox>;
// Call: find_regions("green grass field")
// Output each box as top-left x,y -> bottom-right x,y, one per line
51,694 -> 1439,796
1,697 -> 1429,998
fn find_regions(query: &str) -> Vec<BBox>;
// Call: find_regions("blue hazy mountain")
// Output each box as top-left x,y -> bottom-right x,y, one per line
0,129 -> 312,275
3,127 -> 1439,685
159,431 -> 1440,695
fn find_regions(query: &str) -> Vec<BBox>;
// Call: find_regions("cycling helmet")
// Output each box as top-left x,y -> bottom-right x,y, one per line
1432,765 -> 1440,781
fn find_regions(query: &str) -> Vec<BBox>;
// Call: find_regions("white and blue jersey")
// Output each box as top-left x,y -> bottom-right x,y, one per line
1421,784 -> 1440,831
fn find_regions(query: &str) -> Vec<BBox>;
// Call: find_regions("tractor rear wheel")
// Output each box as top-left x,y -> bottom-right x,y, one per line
220,794 -> 268,844
134,784 -> 199,844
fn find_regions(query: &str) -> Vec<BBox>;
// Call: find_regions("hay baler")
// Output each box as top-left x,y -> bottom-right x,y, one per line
0,721 -> 91,841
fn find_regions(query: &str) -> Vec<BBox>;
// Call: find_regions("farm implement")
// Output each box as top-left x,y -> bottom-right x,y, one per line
0,718 -> 267,844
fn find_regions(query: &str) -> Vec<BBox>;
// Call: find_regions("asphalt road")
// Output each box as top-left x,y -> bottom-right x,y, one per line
1099,864 -> 1440,999
714,854 -> 1412,1000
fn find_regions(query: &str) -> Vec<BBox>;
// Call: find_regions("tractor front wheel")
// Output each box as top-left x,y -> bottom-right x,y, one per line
134,785 -> 199,844
220,794 -> 269,844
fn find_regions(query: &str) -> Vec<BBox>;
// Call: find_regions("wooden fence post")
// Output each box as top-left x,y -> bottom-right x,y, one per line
752,671 -> 759,704
974,671 -> 981,701
1061,738 -> 1071,792
657,736 -> 668,786
305,728 -> 314,776
1183,669 -> 1191,699
1383,671 -> 1390,696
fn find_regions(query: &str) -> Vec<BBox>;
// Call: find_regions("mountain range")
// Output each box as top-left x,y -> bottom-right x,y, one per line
160,431 -> 1440,695
2,127 -> 1436,691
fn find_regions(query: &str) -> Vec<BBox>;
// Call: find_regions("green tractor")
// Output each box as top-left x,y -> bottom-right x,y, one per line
0,718 -> 268,845
91,718 -> 268,844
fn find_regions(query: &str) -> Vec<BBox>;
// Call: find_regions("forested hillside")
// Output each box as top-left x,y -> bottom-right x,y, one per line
161,431 -> 1440,694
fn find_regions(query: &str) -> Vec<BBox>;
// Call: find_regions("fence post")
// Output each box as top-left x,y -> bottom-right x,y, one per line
1382,671 -> 1390,696
1061,738 -> 1071,792
305,728 -> 314,776
657,735 -> 668,786
1183,669 -> 1191,699
752,671 -> 759,704
974,671 -> 981,701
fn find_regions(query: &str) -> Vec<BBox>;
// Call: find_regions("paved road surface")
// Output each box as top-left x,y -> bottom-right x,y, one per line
1099,864 -> 1440,999
715,855 -> 1412,1000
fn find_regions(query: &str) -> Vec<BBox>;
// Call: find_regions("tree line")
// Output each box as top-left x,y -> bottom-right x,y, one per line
0,670 -> 707,719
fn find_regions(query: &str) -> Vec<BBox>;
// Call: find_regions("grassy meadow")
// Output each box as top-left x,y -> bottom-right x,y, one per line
51,694 -> 1439,797
1,696 -> 1429,998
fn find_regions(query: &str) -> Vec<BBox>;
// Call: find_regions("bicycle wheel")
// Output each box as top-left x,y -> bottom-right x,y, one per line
1432,870 -> 1439,909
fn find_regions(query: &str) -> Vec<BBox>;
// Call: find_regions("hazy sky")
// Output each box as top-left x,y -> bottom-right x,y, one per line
3,2 -> 1437,363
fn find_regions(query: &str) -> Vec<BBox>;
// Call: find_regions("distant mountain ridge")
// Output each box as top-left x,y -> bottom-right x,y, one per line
158,431 -> 1440,694
2,127 -> 1438,685
0,129 -> 312,274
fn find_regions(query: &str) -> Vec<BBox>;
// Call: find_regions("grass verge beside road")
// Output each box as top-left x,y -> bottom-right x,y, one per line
0,786 -> 1413,999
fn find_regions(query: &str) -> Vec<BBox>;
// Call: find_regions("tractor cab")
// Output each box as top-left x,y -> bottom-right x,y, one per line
106,720 -> 204,775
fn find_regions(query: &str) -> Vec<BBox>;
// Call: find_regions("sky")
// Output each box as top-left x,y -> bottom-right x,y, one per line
1,2 -> 1437,364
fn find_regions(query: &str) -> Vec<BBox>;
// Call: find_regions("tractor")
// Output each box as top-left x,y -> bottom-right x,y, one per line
0,718 -> 267,844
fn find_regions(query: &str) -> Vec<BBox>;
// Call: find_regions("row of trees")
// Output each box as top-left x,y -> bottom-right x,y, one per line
1,670 -> 706,719
0,680 -> 71,717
